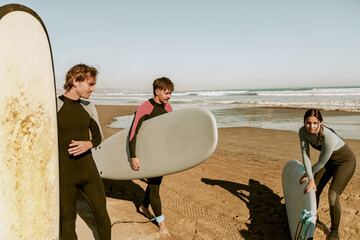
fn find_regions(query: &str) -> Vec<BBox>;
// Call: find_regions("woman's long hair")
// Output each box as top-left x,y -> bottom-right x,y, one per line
304,109 -> 323,145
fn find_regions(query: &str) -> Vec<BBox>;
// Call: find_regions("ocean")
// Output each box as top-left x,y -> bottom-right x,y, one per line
87,87 -> 360,140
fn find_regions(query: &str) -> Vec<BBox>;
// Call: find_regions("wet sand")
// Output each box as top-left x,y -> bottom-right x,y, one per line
76,105 -> 360,239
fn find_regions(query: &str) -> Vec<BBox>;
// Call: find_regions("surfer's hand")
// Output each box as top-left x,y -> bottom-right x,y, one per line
299,174 -> 308,184
131,158 -> 140,171
68,140 -> 93,156
304,179 -> 316,194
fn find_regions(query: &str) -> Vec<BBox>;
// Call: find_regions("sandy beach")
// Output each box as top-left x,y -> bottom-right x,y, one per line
76,105 -> 360,240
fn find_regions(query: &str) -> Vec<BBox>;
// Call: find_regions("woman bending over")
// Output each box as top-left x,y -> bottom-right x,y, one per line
299,109 -> 356,240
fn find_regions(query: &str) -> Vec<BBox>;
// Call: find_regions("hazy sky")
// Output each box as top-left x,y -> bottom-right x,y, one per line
2,0 -> 360,91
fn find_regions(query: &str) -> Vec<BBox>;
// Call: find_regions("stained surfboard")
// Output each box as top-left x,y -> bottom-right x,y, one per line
282,160 -> 317,240
93,107 -> 218,180
0,4 -> 59,239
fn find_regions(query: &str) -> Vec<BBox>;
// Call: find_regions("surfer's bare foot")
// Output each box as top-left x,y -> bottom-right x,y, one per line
139,205 -> 154,219
158,221 -> 170,237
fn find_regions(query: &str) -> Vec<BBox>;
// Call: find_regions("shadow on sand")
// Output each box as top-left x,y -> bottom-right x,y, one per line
102,178 -> 145,209
76,179 -> 149,240
201,178 -> 290,240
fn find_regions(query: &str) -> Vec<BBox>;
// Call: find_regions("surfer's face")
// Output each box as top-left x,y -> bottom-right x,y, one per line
304,116 -> 322,134
74,76 -> 96,99
155,88 -> 172,104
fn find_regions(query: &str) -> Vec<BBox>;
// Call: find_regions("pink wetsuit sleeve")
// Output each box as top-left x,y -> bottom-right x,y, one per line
129,101 -> 153,142
164,103 -> 173,113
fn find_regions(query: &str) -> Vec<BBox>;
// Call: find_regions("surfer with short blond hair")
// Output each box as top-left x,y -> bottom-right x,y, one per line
129,77 -> 174,237
299,109 -> 356,240
57,64 -> 111,239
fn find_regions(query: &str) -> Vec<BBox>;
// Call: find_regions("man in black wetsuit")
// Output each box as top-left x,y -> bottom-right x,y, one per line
57,64 -> 111,239
129,77 -> 174,237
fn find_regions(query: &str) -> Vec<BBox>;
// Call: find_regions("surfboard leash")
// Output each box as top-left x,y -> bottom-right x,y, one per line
316,219 -> 330,236
111,219 -> 153,227
295,220 -> 304,240
294,209 -> 316,240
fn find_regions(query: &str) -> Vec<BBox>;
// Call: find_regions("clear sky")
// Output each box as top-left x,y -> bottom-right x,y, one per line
2,0 -> 360,91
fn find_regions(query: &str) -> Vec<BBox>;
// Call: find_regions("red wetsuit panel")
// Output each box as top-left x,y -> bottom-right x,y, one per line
129,99 -> 172,158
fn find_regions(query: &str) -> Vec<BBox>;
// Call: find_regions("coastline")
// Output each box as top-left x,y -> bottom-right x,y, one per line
96,105 -> 360,140
95,105 -> 138,139
76,105 -> 360,239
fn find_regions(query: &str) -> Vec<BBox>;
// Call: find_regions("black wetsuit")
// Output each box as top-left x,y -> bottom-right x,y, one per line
57,95 -> 111,240
129,98 -> 172,220
299,126 -> 356,234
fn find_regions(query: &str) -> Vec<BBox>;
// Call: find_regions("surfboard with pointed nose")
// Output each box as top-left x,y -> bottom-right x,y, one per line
0,4 -> 59,239
93,107 -> 218,180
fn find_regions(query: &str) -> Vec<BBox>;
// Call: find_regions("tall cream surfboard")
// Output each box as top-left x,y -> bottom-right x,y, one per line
282,160 -> 317,240
0,4 -> 59,239
93,107 -> 217,180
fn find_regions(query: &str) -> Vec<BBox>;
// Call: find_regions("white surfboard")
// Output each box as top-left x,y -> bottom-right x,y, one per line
0,4 -> 59,239
93,107 -> 218,180
282,160 -> 317,240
